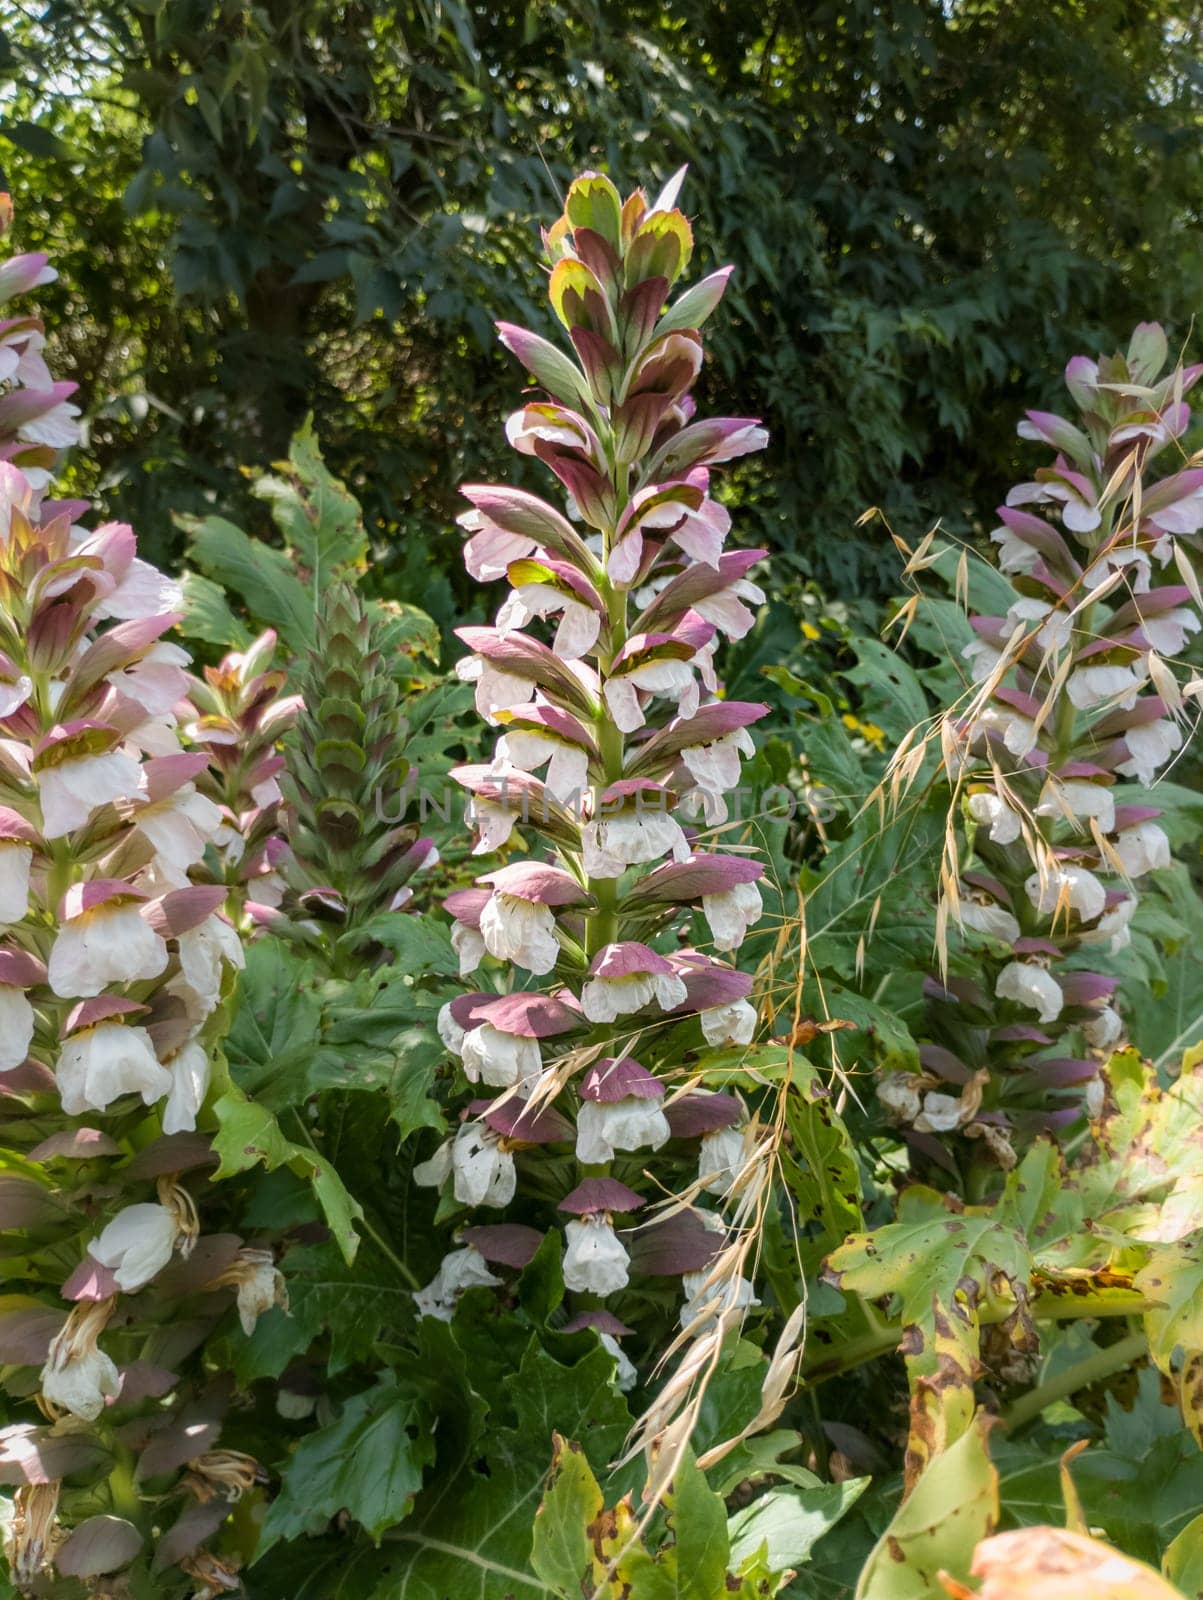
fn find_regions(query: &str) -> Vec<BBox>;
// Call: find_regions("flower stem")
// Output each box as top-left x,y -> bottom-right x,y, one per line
1001,1329 -> 1147,1431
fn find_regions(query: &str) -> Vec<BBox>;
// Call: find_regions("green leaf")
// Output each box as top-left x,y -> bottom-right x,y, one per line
186,513 -> 316,653
855,1416 -> 998,1599
726,1480 -> 869,1572
842,636 -> 929,744
225,940 -> 343,1107
828,1186 -> 1030,1336
177,570 -> 252,650
376,1339 -> 633,1599
781,1057 -> 864,1268
231,1240 -> 411,1382
824,986 -> 919,1075
800,797 -> 944,981
631,1449 -> 730,1600
1163,1511 -> 1203,1596
348,915 -> 460,977
259,1374 -> 435,1551
253,416 -> 369,579
211,1088 -> 363,1261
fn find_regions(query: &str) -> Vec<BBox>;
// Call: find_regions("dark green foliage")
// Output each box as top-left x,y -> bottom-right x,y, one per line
4,2 -> 1202,593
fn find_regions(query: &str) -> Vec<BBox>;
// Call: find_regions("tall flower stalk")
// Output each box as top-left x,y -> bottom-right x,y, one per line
416,171 -> 770,1364
0,211 -> 273,1593
882,325 -> 1203,1174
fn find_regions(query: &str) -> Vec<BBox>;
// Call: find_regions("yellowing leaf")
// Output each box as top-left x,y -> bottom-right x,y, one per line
946,1526 -> 1185,1598
856,1412 -> 998,1600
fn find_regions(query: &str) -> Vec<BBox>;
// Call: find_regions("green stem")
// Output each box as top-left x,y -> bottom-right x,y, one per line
802,1289 -> 1153,1386
1001,1330 -> 1147,1431
107,1445 -> 142,1522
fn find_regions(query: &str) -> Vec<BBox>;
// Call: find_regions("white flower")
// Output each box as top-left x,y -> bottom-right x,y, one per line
496,585 -> 600,660
599,1332 -> 637,1392
1094,897 -> 1136,954
700,999 -> 757,1046
464,790 -> 521,855
1005,597 -> 1072,653
0,843 -> 31,923
39,1311 -> 119,1422
451,1124 -> 515,1209
694,578 -> 765,641
168,915 -> 243,1025
1024,864 -> 1107,924
575,1099 -> 671,1163
35,748 -> 143,839
603,660 -> 698,734
977,704 -> 1039,759
1066,662 -> 1145,711
991,524 -> 1041,575
1035,780 -> 1116,835
581,809 -> 689,878
479,893 -> 560,975
229,1251 -> 288,1336
494,730 -> 589,805
450,921 -> 485,976
437,1004 -> 466,1056
967,789 -> 1022,845
877,1073 -> 923,1124
959,899 -> 1020,945
996,962 -> 1063,1023
134,786 -> 223,885
461,1024 -> 542,1091
915,1091 -> 968,1134
962,638 -> 1003,683
1115,820 -> 1171,878
563,1216 -> 629,1295
680,728 -> 756,809
1140,606 -> 1200,656
21,398 -> 80,449
95,557 -> 183,622
413,1138 -> 453,1189
89,1203 -> 178,1291
49,903 -> 168,999
1084,1005 -> 1123,1050
110,641 -> 191,716
57,1023 -> 171,1115
698,1125 -> 747,1196
580,969 -> 688,1023
0,985 -> 34,1072
413,1246 -> 502,1322
1117,719 -> 1183,785
456,656 -> 534,723
680,1268 -> 759,1332
703,881 -> 763,952
162,1039 -> 210,1134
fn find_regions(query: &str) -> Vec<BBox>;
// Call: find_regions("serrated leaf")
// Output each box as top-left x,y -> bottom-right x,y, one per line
375,1339 -> 633,1599
801,798 -> 944,980
254,416 -> 368,579
177,570 -> 252,649
259,1374 -> 435,1551
211,1089 -> 362,1261
225,940 -> 343,1107
186,513 -> 316,653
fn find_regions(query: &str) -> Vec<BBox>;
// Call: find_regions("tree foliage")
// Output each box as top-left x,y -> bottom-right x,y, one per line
3,0 -> 1202,595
